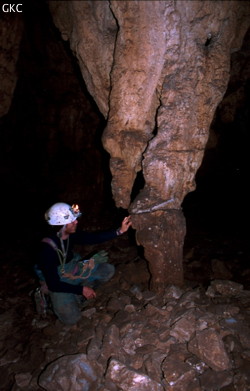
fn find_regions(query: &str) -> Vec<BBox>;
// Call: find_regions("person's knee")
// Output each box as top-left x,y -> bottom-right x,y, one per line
56,306 -> 81,325
59,314 -> 81,325
49,292 -> 81,325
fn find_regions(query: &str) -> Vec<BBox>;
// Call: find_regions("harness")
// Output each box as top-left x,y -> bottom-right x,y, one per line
41,237 -> 97,281
41,237 -> 69,274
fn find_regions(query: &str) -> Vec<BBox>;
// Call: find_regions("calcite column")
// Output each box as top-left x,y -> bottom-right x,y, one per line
112,0 -> 249,291
132,210 -> 186,289
49,0 -> 250,291
102,0 -> 168,207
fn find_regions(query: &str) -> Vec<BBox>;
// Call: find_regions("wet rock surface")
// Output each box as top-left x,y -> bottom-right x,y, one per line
0,227 -> 249,391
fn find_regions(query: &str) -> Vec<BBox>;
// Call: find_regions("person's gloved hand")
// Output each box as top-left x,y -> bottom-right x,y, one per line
119,216 -> 132,234
92,250 -> 109,264
82,286 -> 96,299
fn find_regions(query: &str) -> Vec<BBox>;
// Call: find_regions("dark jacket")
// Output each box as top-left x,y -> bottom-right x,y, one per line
38,229 -> 118,295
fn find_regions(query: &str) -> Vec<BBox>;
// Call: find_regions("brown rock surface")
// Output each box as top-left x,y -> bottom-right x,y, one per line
48,0 -> 250,289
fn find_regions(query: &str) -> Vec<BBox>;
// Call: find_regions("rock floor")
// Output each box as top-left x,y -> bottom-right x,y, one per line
0,222 -> 250,391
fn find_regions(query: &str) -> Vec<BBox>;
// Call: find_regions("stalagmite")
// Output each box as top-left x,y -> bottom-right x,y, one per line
7,0 -> 250,291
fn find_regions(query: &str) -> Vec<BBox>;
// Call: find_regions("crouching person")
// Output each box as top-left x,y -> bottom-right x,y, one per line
36,202 -> 131,325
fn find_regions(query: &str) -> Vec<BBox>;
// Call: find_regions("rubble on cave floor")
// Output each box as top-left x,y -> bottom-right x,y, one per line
0,234 -> 250,391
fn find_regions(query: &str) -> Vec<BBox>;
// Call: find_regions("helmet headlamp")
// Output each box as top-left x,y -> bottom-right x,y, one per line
45,202 -> 82,225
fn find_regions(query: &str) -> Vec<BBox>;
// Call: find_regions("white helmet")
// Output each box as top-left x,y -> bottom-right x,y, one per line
45,202 -> 82,225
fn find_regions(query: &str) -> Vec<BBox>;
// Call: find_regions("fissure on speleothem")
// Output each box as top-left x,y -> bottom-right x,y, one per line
47,0 -> 249,291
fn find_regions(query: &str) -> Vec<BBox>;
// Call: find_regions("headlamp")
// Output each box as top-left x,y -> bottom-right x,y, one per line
70,204 -> 82,218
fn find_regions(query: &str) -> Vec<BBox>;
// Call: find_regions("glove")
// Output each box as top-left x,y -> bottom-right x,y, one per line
92,250 -> 109,264
82,286 -> 96,299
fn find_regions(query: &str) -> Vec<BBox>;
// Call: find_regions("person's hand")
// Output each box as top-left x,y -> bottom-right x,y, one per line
82,286 -> 96,300
120,215 -> 132,234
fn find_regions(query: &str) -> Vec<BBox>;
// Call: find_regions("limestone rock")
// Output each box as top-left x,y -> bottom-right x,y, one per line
38,353 -> 102,391
188,328 -> 232,372
106,358 -> 164,391
162,358 -> 198,391
199,369 -> 233,391
169,309 -> 197,343
206,279 -> 244,297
